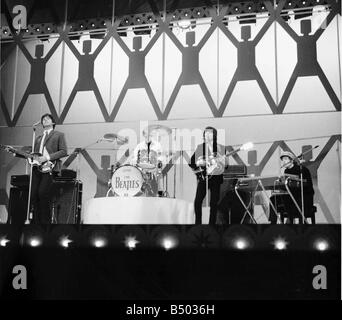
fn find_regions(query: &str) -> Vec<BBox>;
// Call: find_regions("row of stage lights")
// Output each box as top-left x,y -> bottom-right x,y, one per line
0,225 -> 336,252
1,0 -> 329,40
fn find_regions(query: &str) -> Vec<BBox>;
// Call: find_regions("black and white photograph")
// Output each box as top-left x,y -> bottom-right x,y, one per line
0,0 -> 340,305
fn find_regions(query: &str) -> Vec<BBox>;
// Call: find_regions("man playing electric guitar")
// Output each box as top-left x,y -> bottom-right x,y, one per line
189,127 -> 226,225
14,114 -> 67,224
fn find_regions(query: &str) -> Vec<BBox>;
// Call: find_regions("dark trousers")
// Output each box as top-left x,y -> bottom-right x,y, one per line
30,167 -> 54,224
194,178 -> 221,225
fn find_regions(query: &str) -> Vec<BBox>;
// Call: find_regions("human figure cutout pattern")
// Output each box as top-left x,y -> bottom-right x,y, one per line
109,34 -> 163,121
58,35 -> 112,123
11,37 -> 62,126
62,147 -> 131,196
218,9 -> 278,115
161,30 -> 219,118
276,0 -> 341,112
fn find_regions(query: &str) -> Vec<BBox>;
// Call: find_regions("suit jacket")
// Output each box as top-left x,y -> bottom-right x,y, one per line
34,130 -> 68,172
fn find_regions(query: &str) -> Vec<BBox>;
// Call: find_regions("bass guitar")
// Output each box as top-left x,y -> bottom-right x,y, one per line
0,144 -> 55,173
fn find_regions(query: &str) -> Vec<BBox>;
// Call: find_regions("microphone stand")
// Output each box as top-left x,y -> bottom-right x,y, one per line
25,125 -> 38,224
294,146 -> 318,224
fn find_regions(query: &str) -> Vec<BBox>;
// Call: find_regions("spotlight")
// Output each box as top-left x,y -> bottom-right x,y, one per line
0,236 -> 10,247
314,239 -> 329,251
36,28 -> 40,32
29,237 -> 42,247
234,238 -> 249,250
161,236 -> 177,250
80,24 -> 84,29
124,235 -> 139,250
3,30 -> 8,35
93,238 -> 107,248
47,27 -> 51,31
272,237 -> 288,250
59,235 -> 73,248
91,23 -> 95,27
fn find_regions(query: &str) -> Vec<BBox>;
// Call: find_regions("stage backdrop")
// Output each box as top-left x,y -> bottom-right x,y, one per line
0,0 -> 341,223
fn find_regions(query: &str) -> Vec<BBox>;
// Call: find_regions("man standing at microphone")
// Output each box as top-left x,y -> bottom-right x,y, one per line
28,114 -> 67,223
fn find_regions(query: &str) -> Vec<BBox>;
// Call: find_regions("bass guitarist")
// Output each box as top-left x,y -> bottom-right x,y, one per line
15,113 -> 67,224
189,127 -> 226,225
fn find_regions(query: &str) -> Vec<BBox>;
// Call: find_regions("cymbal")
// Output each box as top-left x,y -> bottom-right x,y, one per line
103,133 -> 128,145
145,124 -> 172,135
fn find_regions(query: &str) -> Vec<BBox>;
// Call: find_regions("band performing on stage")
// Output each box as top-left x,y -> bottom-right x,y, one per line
0,114 -> 316,225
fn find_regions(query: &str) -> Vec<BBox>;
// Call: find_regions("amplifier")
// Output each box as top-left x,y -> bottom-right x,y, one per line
223,165 -> 247,178
10,175 -> 29,188
60,169 -> 77,179
51,180 -> 82,224
8,187 -> 28,224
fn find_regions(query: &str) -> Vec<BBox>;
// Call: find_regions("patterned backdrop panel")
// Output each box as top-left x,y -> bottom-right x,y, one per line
0,0 -> 341,223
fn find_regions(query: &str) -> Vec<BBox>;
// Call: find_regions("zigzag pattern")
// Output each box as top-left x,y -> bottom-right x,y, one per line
0,0 -> 340,127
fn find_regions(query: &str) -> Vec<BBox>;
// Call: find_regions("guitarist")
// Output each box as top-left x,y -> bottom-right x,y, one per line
189,127 -> 226,224
15,114 -> 67,223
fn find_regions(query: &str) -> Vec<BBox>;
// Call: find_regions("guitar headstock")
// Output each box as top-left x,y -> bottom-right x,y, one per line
0,144 -> 14,153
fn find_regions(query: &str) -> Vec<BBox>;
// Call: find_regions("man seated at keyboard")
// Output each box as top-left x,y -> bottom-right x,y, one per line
269,151 -> 314,224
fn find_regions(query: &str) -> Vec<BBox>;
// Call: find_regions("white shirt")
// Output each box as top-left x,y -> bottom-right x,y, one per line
39,128 -> 53,160
131,140 -> 164,165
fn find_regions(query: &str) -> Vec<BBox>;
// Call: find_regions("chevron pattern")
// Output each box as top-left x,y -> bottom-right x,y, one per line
0,0 -> 341,223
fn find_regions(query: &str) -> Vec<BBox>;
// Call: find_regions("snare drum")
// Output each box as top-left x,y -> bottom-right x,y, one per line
111,165 -> 144,197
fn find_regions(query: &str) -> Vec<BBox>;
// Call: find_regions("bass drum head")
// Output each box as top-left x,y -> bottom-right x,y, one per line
111,165 -> 144,197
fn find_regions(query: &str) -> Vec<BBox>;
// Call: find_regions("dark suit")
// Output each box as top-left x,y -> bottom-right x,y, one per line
30,130 -> 67,223
189,143 -> 225,224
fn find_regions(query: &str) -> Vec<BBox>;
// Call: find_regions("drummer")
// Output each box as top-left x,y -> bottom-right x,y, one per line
131,128 -> 165,196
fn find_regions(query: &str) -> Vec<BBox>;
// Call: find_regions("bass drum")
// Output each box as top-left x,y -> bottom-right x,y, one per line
111,165 -> 144,197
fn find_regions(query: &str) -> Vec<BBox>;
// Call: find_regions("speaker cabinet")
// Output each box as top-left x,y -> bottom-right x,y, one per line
51,180 -> 82,224
8,187 -> 28,225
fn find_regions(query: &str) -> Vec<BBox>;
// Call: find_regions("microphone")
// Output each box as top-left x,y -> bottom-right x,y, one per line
98,138 -> 114,142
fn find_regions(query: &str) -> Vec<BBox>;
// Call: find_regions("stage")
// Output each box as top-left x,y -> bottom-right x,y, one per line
82,197 -> 195,224
0,224 -> 340,300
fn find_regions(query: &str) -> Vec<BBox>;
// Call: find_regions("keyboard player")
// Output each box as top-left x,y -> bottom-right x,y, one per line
269,151 -> 314,224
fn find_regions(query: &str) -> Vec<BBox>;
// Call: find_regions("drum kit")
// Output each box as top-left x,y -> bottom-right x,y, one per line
106,124 -> 173,198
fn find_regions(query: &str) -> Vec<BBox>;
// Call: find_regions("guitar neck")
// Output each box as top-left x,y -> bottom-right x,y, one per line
0,144 -> 31,159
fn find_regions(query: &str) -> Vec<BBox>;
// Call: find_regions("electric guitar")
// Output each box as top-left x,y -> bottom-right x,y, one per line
0,144 -> 55,173
194,142 -> 253,180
